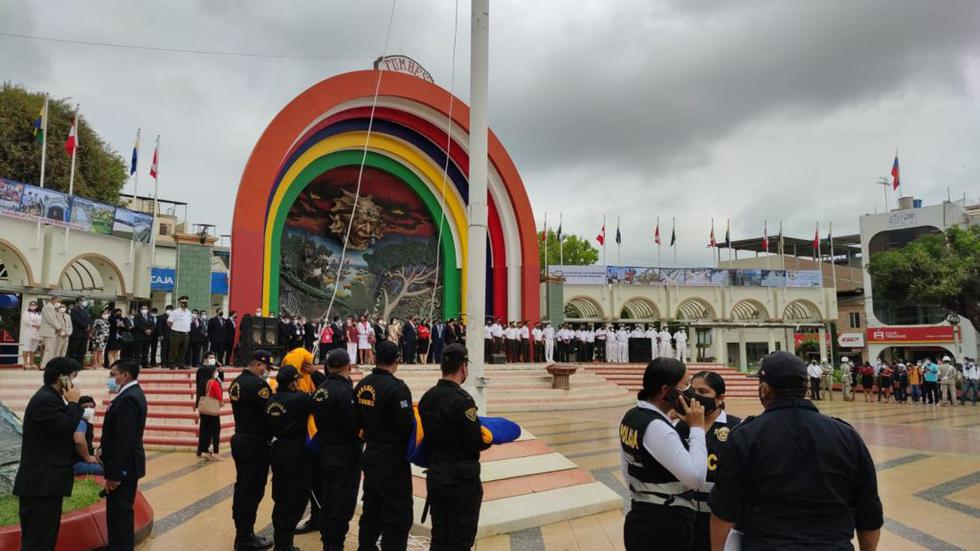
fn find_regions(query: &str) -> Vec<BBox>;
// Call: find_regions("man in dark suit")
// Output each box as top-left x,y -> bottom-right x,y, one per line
188,311 -> 207,367
148,308 -> 161,367
67,299 -> 91,365
431,320 -> 446,364
156,305 -> 172,367
330,316 -> 345,354
101,359 -> 148,551
223,311 -> 237,365
302,317 -> 316,352
401,317 -> 418,364
133,305 -> 156,369
14,357 -> 83,551
208,309 -> 227,362
445,319 -> 458,346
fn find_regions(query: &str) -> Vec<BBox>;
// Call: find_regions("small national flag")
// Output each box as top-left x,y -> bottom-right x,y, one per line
64,113 -> 79,156
891,154 -> 900,190
149,143 -> 159,180
763,221 -> 769,252
723,219 -> 731,248
596,224 -> 605,245
615,225 -> 622,245
669,224 -> 676,247
33,101 -> 46,143
130,130 -> 140,176
654,223 -> 661,245
708,222 -> 717,248
813,222 -> 820,258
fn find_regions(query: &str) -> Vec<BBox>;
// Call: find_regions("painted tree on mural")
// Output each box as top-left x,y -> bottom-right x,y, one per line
363,238 -> 439,320
867,225 -> 980,331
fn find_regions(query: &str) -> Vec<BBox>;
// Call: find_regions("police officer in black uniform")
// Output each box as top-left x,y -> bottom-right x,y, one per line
266,365 -> 316,551
676,371 -> 741,551
619,358 -> 708,550
708,351 -> 883,550
418,344 -> 492,550
313,349 -> 363,551
354,340 -> 415,551
229,350 -> 275,551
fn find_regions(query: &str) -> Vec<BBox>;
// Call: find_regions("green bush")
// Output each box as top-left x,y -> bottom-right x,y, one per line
0,478 -> 102,526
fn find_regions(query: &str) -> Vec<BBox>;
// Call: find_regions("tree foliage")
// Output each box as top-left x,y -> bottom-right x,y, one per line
0,83 -> 127,203
866,225 -> 980,330
537,229 -> 600,269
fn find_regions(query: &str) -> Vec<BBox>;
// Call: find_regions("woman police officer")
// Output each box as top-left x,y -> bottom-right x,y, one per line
619,358 -> 708,550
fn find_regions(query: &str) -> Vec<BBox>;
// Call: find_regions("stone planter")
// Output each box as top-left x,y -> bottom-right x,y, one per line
546,364 -> 578,390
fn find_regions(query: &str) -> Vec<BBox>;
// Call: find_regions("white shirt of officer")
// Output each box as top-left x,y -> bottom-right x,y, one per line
585,329 -> 595,344
491,323 -> 504,338
531,326 -> 543,342
519,325 -> 530,340
807,362 -> 822,379
616,328 -> 629,343
543,325 -> 555,341
631,326 -> 645,339
484,324 -> 493,339
595,327 -> 607,342
168,306 -> 193,333
620,400 -> 708,495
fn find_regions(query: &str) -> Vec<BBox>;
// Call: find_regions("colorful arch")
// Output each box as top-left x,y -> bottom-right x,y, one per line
230,70 -> 539,324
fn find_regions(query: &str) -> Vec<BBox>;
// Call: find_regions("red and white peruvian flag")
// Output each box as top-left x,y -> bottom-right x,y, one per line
654,223 -> 661,245
149,143 -> 159,179
64,114 -> 79,156
596,224 -> 606,245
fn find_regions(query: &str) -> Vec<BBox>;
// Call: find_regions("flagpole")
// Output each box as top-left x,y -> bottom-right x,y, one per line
765,220 -> 770,270
151,135 -> 160,267
543,212 -> 548,276
558,212 -> 564,267
36,96 -> 49,247
132,128 -> 142,203
616,216 -> 621,267
64,104 -> 80,252
602,214 -> 607,267
672,216 -> 677,266
727,218 -> 732,265
656,216 -> 661,268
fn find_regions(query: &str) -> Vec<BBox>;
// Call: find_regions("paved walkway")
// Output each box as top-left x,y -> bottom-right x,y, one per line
137,397 -> 980,550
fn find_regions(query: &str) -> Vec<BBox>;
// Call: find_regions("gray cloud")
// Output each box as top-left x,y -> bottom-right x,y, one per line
1,0 -> 978,267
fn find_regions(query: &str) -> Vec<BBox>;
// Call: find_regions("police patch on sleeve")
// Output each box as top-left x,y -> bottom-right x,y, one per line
314,388 -> 328,402
465,407 -> 478,422
229,382 -> 240,402
714,426 -> 730,442
258,387 -> 270,399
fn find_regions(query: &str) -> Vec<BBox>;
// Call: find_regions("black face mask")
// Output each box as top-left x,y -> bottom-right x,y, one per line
666,387 -> 718,414
691,391 -> 718,413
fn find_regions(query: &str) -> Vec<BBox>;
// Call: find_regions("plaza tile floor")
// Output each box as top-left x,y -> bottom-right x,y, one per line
138,397 -> 980,550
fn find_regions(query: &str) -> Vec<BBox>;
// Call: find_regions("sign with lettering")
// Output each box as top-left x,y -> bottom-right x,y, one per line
865,326 -> 954,344
373,55 -> 434,83
837,332 -> 865,348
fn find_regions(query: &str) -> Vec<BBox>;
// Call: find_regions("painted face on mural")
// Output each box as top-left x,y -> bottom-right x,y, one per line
328,189 -> 385,251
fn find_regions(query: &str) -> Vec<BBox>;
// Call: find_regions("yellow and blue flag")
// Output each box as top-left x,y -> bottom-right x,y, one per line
130,129 -> 140,176
33,101 -> 46,143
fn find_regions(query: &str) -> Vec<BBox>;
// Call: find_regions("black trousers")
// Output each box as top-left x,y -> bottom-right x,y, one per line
149,337 -> 159,366
197,414 -> 220,454
306,449 -> 322,522
188,341 -> 204,367
319,461 -> 361,551
67,336 -> 87,365
106,477 -> 139,551
231,434 -> 270,538
427,471 -> 483,551
359,461 -> 413,551
224,340 -> 234,365
693,512 -> 711,551
923,381 -> 938,403
137,340 -> 151,368
809,377 -> 822,400
210,341 -> 225,363
270,440 -> 311,550
159,335 -> 169,367
624,501 -> 694,551
19,495 -> 62,551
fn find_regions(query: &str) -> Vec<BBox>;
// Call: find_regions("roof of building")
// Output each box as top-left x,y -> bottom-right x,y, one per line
726,234 -> 861,258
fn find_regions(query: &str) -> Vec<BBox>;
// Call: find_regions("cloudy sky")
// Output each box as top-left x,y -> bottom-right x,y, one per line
2,0 -> 979,266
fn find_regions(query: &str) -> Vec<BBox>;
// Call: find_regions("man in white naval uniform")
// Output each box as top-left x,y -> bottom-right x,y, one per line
595,325 -> 608,363
543,323 -> 555,363
673,327 -> 689,362
605,326 -> 616,363
616,325 -> 630,363
658,326 -> 673,359
644,324 -> 659,360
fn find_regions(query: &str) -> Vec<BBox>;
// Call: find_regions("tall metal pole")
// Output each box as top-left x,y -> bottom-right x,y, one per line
464,0 -> 490,412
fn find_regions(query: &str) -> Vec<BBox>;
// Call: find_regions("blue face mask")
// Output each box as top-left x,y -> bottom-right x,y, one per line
106,377 -> 119,392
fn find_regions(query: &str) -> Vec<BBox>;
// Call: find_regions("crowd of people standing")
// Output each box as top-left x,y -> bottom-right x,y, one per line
842,356 -> 978,406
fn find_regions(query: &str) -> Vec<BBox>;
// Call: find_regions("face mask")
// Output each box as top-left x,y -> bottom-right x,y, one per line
83,407 -> 95,422
58,307 -> 67,313
80,301 -> 88,307
665,387 -> 696,415
71,375 -> 79,388
141,309 -> 149,314
691,391 -> 718,413
29,305 -> 36,311
204,358 -> 216,366
106,377 -> 120,393
102,314 -> 110,320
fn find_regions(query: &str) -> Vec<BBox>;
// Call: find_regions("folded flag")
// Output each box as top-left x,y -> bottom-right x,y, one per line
406,407 -> 522,468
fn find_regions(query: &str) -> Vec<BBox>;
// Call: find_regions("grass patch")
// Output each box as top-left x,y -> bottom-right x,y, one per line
0,478 -> 103,527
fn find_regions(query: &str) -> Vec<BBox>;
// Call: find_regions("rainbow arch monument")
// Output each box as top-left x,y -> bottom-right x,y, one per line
230,70 -> 540,323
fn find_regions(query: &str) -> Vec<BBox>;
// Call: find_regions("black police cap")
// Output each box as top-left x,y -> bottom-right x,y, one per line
375,340 -> 400,365
326,348 -> 351,369
251,349 -> 274,368
443,343 -> 468,363
758,351 -> 807,388
276,365 -> 300,386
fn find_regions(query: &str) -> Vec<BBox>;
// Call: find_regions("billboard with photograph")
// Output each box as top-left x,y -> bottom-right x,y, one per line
786,270 -> 822,288
112,208 -> 153,243
547,265 -> 606,285
70,196 -> 116,235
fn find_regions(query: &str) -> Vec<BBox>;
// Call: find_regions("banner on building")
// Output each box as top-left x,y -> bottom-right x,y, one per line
838,332 -> 865,348
547,265 -> 606,285
865,326 -> 955,344
0,177 -> 152,243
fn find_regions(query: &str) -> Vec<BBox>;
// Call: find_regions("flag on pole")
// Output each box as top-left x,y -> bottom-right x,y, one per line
654,222 -> 661,245
130,130 -> 140,176
596,224 -> 605,245
777,221 -> 784,255
813,222 -> 820,259
64,113 -> 79,156
150,142 -> 159,179
556,221 -> 563,242
891,154 -> 900,190
670,223 -> 676,247
723,219 -> 731,248
33,102 -> 47,143
763,221 -> 769,252
615,224 -> 622,245
708,220 -> 717,247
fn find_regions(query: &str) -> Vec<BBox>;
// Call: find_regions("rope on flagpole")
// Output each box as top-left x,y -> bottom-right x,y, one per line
323,0 -> 398,322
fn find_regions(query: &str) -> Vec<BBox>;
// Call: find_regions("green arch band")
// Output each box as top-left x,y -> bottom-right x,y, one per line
269,149 -> 461,319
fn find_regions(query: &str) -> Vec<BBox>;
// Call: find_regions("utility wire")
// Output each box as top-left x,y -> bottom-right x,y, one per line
0,31 -> 372,60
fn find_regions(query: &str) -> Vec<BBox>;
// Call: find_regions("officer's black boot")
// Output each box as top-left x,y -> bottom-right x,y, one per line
235,533 -> 273,550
